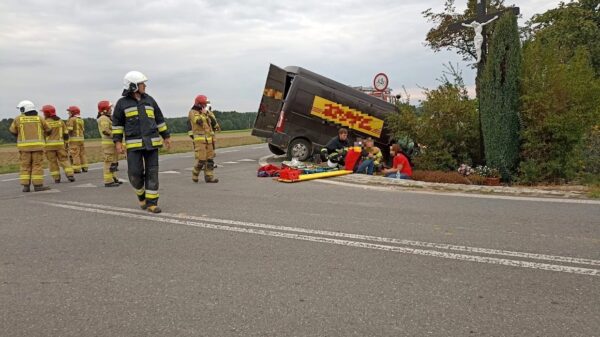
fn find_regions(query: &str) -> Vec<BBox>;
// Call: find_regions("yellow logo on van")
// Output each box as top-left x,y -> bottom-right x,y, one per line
310,96 -> 384,138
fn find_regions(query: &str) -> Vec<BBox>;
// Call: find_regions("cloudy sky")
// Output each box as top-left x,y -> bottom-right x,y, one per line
0,0 -> 561,119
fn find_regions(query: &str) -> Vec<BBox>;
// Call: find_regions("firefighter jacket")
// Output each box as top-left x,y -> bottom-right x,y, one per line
112,93 -> 170,151
188,108 -> 215,147
324,136 -> 351,154
97,115 -> 115,150
363,146 -> 383,166
66,116 -> 85,144
44,116 -> 69,150
9,111 -> 51,152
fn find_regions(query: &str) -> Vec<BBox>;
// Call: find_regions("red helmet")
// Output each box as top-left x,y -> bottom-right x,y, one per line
67,106 -> 81,116
97,100 -> 111,112
194,95 -> 209,106
42,105 -> 56,118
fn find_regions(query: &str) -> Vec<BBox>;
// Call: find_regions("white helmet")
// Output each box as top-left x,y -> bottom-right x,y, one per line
123,71 -> 148,91
16,100 -> 36,113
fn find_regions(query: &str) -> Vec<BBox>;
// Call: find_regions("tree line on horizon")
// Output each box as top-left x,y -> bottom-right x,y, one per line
0,111 -> 257,144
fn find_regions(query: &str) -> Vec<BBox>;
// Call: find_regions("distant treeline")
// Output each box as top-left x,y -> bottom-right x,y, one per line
0,111 -> 257,143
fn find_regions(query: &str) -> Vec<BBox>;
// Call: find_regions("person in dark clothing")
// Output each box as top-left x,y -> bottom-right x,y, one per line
320,128 -> 350,164
113,71 -> 171,214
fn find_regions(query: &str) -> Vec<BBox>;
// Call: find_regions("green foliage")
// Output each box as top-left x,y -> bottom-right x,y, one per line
387,65 -> 480,170
525,0 -> 600,75
422,0 -> 508,63
520,40 -> 600,184
480,13 -> 522,181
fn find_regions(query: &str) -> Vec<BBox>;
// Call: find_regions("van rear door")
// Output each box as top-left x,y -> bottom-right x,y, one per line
252,64 -> 287,138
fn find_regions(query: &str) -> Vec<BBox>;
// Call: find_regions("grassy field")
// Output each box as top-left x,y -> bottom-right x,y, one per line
0,131 -> 263,174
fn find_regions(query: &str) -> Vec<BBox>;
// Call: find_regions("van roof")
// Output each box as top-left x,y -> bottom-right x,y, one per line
283,66 -> 397,111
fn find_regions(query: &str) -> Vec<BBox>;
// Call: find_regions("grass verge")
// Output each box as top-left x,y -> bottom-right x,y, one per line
0,132 -> 263,174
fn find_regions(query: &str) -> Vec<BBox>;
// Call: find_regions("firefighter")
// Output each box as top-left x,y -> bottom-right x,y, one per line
66,106 -> 88,173
188,95 -> 219,183
97,100 -> 122,187
41,104 -> 75,183
320,127 -> 350,165
113,71 -> 171,213
9,101 -> 52,192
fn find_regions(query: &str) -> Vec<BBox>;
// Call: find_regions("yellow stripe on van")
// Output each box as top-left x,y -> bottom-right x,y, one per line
310,96 -> 384,138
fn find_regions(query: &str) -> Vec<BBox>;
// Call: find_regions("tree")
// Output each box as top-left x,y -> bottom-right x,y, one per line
480,13 -> 521,180
387,65 -> 480,171
520,41 -> 600,183
423,0 -> 509,63
525,0 -> 600,75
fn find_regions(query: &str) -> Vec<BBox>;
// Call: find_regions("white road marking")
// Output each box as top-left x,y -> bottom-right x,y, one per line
251,146 -> 265,150
217,149 -> 241,154
63,200 -> 600,267
238,159 -> 256,162
318,180 -> 600,205
160,171 -> 180,174
72,183 -> 97,188
1,178 -> 20,182
222,161 -> 239,164
41,200 -> 600,276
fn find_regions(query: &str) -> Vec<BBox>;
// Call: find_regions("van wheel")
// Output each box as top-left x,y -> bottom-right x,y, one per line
288,139 -> 312,161
268,143 -> 285,155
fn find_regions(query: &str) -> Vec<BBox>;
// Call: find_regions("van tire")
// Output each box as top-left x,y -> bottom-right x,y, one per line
268,143 -> 286,155
287,139 -> 312,161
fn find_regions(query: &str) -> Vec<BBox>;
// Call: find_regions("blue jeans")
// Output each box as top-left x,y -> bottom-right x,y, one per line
385,172 -> 411,179
356,159 -> 375,175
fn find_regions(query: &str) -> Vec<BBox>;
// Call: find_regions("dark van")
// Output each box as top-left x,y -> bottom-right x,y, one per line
252,64 -> 397,161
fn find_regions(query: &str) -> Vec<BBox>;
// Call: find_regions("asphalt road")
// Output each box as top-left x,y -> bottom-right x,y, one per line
1,144 -> 599,337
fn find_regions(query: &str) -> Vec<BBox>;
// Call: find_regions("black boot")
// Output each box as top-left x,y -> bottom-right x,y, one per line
82,167 -> 88,173
104,182 -> 120,187
67,176 -> 75,182
113,177 -> 123,185
205,176 -> 219,183
54,178 -> 61,184
33,185 -> 51,192
22,185 -> 30,193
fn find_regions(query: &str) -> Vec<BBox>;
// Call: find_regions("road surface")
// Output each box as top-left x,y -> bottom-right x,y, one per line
1,144 -> 599,336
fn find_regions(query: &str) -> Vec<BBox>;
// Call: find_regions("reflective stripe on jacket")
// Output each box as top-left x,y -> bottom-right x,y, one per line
112,93 -> 170,151
45,117 -> 68,149
9,113 -> 51,152
66,116 -> 85,143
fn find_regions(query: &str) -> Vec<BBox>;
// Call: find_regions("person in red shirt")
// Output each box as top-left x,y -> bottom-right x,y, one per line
383,144 -> 412,179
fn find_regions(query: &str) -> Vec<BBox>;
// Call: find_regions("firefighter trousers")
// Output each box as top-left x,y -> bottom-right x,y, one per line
19,151 -> 45,186
46,148 -> 74,180
127,149 -> 159,206
192,142 -> 216,182
69,142 -> 88,172
103,147 -> 119,184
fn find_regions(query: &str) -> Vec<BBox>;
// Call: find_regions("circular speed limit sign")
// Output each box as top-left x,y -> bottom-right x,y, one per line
373,73 -> 389,92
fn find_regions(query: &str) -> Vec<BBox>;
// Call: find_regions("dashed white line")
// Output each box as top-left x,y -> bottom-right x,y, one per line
39,200 -> 600,277
238,159 -> 256,162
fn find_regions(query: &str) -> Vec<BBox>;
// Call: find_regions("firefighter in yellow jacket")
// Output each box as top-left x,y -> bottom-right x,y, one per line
41,104 -> 75,183
66,106 -> 88,173
97,100 -> 122,187
188,95 -> 219,183
9,100 -> 52,192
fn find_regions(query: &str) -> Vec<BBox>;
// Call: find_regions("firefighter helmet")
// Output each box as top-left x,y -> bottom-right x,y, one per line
97,100 -> 111,112
194,95 -> 209,106
17,100 -> 36,113
123,71 -> 148,92
42,105 -> 57,118
67,106 -> 81,116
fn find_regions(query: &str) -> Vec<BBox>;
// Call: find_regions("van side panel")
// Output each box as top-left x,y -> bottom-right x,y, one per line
251,64 -> 287,138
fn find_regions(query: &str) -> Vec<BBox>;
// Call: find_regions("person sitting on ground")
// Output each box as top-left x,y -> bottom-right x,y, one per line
320,127 -> 350,165
355,137 -> 383,175
382,144 -> 412,179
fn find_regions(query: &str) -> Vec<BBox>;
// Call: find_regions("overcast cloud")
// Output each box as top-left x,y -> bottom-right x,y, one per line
0,0 -> 561,119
